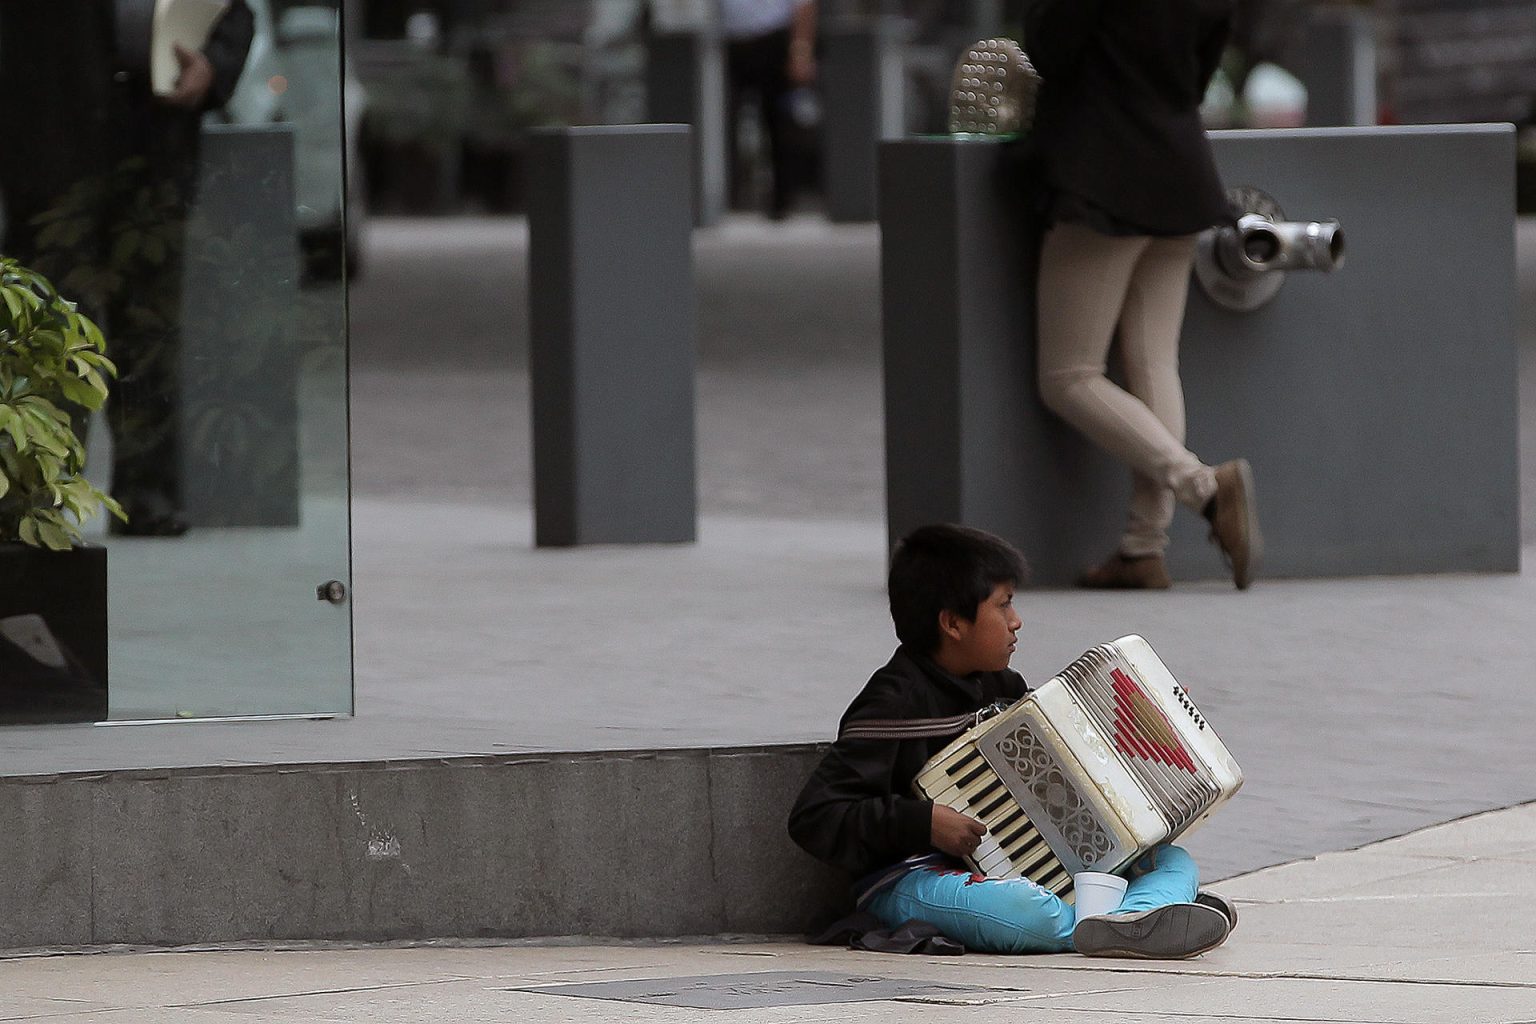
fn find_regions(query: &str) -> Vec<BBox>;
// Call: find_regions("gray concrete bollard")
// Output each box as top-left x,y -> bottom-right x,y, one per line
527,125 -> 698,548
820,22 -> 907,223
879,137 -> 1099,581
646,31 -> 728,226
881,125 -> 1518,583
181,124 -> 301,527
1298,7 -> 1378,127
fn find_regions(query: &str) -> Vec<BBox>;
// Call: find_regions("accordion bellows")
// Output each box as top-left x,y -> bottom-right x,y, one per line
913,635 -> 1242,900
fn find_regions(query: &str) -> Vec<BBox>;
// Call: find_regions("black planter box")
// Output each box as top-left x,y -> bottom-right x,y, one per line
0,544 -> 108,724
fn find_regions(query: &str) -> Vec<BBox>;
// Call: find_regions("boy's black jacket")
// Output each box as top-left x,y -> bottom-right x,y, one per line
787,646 -> 1029,878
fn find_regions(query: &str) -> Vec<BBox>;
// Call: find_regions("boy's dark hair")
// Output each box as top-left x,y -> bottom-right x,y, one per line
888,523 -> 1029,653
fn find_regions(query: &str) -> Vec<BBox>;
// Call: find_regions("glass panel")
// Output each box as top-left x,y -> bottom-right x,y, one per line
0,0 -> 351,723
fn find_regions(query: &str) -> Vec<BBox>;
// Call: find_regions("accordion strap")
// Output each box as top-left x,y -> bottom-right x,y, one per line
838,701 -> 1012,742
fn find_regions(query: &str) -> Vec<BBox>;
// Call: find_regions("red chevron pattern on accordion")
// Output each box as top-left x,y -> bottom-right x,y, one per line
1111,668 -> 1198,773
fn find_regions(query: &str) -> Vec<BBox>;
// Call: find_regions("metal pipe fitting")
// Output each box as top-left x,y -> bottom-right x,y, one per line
1195,187 -> 1346,312
1217,214 -> 1345,276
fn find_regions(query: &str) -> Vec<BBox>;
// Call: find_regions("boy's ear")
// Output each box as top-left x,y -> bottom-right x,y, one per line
937,609 -> 966,642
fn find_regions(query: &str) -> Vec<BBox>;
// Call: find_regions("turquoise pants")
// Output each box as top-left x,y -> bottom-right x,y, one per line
864,845 -> 1200,954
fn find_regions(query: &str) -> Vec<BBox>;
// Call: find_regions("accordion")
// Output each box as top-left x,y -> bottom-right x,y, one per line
913,635 -> 1242,900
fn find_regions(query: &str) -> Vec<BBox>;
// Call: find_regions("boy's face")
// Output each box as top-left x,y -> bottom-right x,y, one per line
943,581 -> 1022,675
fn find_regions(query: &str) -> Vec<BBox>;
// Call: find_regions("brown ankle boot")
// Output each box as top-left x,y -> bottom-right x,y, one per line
1205,458 -> 1262,590
1076,552 -> 1172,590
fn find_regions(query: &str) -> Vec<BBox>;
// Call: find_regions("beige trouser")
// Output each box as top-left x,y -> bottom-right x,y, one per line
1037,222 -> 1219,558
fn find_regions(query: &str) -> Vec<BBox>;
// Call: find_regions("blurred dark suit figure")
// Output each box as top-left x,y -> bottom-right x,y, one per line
0,0 -> 253,535
722,0 -> 817,218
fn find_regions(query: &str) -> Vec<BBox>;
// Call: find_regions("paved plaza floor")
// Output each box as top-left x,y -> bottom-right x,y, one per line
3,215 -> 1534,888
3,801 -> 1533,1023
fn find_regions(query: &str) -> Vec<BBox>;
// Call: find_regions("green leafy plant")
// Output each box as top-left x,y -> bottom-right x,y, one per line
0,256 -> 123,549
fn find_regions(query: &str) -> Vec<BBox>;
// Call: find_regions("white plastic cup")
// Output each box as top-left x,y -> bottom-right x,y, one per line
1072,871 -> 1129,919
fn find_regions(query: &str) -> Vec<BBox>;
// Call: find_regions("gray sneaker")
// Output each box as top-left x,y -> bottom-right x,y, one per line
1195,890 -> 1238,932
1073,902 -> 1231,960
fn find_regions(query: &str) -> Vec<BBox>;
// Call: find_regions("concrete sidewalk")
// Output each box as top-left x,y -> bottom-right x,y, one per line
4,216 -> 1534,888
3,213 -> 1532,953
3,801 -> 1532,1023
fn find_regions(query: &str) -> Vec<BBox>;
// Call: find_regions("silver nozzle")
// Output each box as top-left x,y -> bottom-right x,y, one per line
1195,186 -> 1347,312
1220,215 -> 1345,276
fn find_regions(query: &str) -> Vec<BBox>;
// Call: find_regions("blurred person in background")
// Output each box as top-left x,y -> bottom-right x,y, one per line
1025,0 -> 1261,590
722,0 -> 817,218
0,0 -> 253,536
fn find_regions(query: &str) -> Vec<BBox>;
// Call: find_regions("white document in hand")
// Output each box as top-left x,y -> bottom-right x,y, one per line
151,0 -> 230,96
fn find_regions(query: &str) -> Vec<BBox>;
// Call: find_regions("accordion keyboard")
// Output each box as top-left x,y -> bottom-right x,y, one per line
916,740 -> 1075,898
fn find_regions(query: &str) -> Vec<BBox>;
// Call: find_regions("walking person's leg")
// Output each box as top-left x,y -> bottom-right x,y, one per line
754,30 -> 793,218
1036,222 -> 1261,588
1113,234 -> 1204,560
1115,233 -> 1261,586
726,39 -> 750,209
1038,224 -> 1212,525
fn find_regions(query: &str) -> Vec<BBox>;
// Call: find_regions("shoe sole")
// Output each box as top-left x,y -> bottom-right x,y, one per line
1234,458 -> 1262,589
1195,891 -> 1238,932
1074,904 -> 1230,960
1219,458 -> 1262,590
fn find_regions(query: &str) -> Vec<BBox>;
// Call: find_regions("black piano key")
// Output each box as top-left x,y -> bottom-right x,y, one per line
1009,838 -> 1057,877
992,820 -> 1037,854
952,757 -> 990,791
972,786 -> 1012,821
988,806 -> 1027,843
1038,866 -> 1072,895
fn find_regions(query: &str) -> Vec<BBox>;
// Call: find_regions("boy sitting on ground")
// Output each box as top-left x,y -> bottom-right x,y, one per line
788,523 -> 1234,957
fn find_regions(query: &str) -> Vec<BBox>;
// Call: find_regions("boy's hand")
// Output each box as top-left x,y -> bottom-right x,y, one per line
166,44 -> 215,109
931,804 -> 987,857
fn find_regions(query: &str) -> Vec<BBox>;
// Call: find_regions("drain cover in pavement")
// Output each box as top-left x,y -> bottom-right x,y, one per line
515,970 -> 1012,1009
